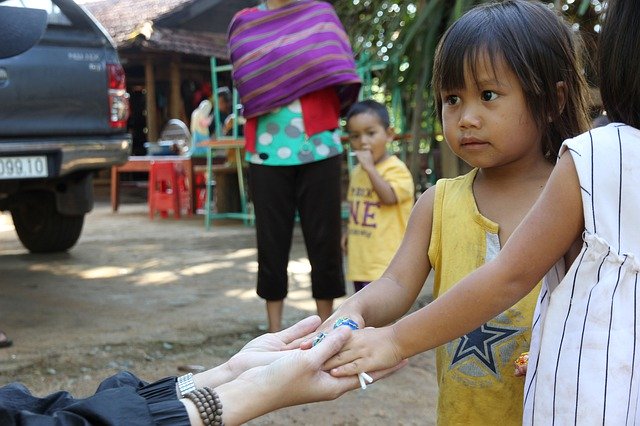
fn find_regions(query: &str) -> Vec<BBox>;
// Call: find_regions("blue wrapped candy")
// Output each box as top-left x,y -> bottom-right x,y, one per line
333,316 -> 359,330
312,317 -> 359,347
311,331 -> 328,347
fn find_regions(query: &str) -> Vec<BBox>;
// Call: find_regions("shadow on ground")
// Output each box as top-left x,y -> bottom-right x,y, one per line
0,194 -> 436,425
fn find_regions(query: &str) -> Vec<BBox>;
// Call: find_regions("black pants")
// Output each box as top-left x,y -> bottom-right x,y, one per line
249,155 -> 346,300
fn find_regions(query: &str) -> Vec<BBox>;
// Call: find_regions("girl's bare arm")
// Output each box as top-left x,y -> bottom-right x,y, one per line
329,186 -> 436,327
392,152 -> 584,359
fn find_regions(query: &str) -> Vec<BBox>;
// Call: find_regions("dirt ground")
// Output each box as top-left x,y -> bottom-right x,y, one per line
0,189 -> 437,425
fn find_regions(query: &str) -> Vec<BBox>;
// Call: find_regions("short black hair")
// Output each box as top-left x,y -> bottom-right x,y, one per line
217,86 -> 231,104
598,0 -> 640,128
345,100 -> 390,129
432,0 -> 590,163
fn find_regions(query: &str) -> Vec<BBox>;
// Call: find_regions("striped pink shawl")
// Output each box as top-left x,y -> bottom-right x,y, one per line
228,0 -> 361,119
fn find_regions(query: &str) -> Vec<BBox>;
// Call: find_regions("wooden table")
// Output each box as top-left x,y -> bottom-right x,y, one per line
110,155 -> 194,213
198,138 -> 253,229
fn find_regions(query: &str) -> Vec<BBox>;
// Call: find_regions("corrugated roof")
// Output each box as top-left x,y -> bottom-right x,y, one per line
85,0 -> 230,58
86,0 -> 193,44
136,26 -> 228,58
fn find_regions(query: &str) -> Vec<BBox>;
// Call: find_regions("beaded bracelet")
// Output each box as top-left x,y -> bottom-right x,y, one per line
184,386 -> 224,426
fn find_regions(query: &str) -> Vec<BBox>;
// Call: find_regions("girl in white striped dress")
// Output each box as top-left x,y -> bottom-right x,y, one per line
521,1 -> 640,422
325,0 -> 640,423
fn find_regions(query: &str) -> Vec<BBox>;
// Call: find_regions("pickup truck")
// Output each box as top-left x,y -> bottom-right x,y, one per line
0,0 -> 131,252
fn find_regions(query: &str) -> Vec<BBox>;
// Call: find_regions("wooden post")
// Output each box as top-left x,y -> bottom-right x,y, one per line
408,0 -> 427,185
144,57 -> 158,142
439,141 -> 461,178
170,56 -> 186,123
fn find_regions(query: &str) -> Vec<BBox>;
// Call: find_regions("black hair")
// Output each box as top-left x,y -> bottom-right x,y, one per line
598,0 -> 640,128
217,86 -> 232,104
432,0 -> 590,163
592,114 -> 610,128
345,99 -> 391,129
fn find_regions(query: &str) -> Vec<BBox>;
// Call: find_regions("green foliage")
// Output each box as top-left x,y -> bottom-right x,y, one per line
333,0 -> 606,181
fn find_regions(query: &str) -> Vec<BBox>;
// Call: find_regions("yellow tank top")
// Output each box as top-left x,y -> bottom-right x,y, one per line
428,169 -> 540,425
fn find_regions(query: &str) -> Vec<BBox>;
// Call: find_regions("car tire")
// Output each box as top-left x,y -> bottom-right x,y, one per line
10,192 -> 85,253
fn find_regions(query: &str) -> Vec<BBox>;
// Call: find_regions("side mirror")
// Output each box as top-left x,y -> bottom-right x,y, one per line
0,6 -> 48,59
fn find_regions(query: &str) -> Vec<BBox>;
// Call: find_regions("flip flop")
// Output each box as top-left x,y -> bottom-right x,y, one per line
0,331 -> 13,348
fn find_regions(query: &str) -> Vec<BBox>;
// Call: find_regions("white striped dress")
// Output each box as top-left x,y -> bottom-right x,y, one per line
524,123 -> 640,425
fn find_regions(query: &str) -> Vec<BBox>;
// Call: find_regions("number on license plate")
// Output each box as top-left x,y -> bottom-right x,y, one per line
0,156 -> 48,179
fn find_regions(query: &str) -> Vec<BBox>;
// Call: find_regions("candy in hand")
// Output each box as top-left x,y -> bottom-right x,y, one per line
311,332 -> 328,347
333,317 -> 359,330
312,317 -> 359,347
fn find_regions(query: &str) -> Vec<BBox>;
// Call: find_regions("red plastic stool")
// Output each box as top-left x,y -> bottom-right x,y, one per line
195,170 -> 207,213
148,161 -> 192,219
193,169 -> 217,214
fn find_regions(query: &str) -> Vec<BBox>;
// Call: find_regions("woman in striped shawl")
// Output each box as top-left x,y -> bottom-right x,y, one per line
228,0 -> 361,332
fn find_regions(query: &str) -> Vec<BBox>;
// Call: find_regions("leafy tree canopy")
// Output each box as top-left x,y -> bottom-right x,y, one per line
332,0 -> 606,181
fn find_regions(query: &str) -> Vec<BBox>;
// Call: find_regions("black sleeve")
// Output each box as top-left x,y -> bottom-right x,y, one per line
0,371 -> 190,426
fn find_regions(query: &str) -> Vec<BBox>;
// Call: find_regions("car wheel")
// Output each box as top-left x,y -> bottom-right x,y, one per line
10,192 -> 85,253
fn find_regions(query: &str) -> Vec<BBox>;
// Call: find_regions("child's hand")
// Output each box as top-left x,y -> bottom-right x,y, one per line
323,326 -> 405,377
354,149 -> 375,171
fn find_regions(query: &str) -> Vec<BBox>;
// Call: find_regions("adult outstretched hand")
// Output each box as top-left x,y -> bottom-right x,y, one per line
211,326 -> 406,425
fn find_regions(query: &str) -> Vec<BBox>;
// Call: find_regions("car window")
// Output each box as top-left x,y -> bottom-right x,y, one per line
0,0 -> 71,26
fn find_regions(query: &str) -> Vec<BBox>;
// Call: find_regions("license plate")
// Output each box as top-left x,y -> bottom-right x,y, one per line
0,156 -> 48,179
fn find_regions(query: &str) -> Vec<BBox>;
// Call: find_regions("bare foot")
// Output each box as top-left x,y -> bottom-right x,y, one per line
0,330 -> 13,348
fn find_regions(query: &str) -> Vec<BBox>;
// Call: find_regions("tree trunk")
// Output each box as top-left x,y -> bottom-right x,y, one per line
408,0 -> 427,186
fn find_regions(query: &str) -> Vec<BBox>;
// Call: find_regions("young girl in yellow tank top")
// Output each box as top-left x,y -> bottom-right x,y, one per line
312,1 -> 591,424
